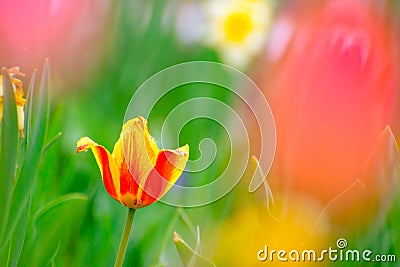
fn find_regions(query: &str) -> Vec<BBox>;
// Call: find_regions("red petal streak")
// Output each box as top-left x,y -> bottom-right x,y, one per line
119,158 -> 138,195
119,158 -> 141,206
95,147 -> 117,200
141,151 -> 179,203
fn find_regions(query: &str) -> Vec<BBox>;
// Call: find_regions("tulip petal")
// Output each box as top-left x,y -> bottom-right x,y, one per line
157,145 -> 190,189
141,145 -> 189,203
117,158 -> 141,208
120,117 -> 159,194
76,137 -> 120,200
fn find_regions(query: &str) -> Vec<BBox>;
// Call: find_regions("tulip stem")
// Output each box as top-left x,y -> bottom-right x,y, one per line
114,208 -> 136,267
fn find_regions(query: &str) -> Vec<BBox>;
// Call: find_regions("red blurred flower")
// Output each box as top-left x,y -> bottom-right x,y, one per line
259,0 -> 400,205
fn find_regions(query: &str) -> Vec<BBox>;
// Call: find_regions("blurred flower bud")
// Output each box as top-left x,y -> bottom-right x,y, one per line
256,0 -> 400,209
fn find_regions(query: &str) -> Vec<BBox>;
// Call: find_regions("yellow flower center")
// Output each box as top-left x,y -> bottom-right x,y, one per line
224,12 -> 254,43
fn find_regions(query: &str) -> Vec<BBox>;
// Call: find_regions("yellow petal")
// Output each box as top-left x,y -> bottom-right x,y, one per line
14,89 -> 26,107
118,116 -> 159,189
17,105 -> 24,138
0,75 -> 3,97
0,98 -> 3,122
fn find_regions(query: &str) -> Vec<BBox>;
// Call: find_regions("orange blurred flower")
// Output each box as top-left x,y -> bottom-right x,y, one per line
77,116 -> 189,209
0,66 -> 26,138
259,0 -> 400,205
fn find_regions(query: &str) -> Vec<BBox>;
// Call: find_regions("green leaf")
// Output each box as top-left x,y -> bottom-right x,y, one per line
0,68 -> 19,244
16,70 -> 37,181
30,193 -> 88,266
23,69 -> 37,149
7,196 -> 31,267
42,132 -> 62,154
173,231 -> 215,267
2,60 -> 50,249
0,239 -> 10,265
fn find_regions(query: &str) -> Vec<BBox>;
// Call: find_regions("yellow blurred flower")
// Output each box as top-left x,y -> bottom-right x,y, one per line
212,195 -> 331,266
0,67 -> 26,138
205,0 -> 272,68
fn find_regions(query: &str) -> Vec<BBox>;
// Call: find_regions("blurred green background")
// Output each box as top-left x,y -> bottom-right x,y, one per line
1,0 -> 400,266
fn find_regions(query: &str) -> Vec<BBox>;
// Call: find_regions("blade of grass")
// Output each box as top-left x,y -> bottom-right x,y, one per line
17,70 -> 37,177
31,193 -> 87,266
0,68 -> 19,244
42,132 -> 62,154
1,60 -> 49,250
7,196 -> 30,267
177,208 -> 197,237
177,208 -> 205,255
251,156 -> 278,221
0,238 -> 10,265
194,226 -> 202,256
23,70 -> 37,149
173,232 -> 215,267
157,209 -> 179,263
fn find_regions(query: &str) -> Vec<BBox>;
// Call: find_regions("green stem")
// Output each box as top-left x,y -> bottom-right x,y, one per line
114,208 -> 136,267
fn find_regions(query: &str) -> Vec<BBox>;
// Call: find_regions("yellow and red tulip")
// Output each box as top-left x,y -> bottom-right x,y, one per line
77,116 -> 189,209
0,66 -> 26,138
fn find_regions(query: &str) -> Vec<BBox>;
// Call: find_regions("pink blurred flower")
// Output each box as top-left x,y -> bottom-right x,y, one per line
259,0 -> 400,206
0,0 -> 110,87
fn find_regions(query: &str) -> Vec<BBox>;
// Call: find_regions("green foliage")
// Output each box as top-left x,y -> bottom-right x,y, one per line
0,62 -> 89,266
0,68 -> 19,243
25,193 -> 87,266
3,60 -> 50,249
7,197 -> 30,267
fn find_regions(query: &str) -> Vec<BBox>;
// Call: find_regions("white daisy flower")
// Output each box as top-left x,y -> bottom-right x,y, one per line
205,0 -> 273,69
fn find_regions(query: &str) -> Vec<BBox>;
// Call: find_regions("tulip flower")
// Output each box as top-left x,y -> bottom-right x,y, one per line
77,116 -> 189,209
0,67 -> 26,138
77,116 -> 189,266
